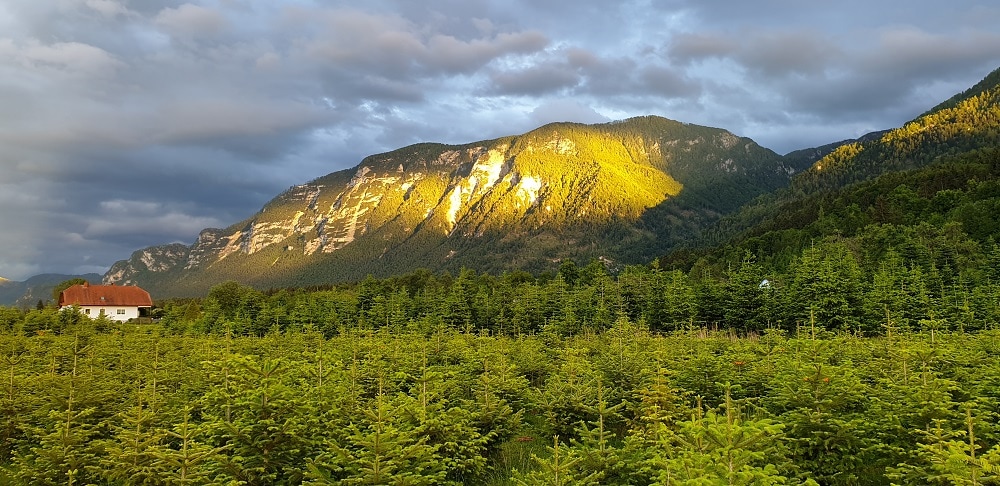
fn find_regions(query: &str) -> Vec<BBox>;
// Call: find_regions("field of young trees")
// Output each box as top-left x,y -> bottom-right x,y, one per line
2,248 -> 1000,484
0,319 -> 997,484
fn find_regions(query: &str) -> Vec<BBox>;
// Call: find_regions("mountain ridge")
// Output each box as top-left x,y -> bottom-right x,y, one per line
661,66 -> 1000,271
13,66 -> 1000,300
0,273 -> 104,307
105,116 -> 796,297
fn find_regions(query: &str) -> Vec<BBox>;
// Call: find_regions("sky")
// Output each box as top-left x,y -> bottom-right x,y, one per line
1,0 -> 1000,281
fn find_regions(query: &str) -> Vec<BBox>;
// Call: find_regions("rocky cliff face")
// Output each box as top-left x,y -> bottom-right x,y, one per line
104,116 -> 796,296
104,244 -> 190,286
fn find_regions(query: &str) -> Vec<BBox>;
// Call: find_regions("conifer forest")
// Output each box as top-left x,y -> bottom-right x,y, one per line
3,241 -> 1000,484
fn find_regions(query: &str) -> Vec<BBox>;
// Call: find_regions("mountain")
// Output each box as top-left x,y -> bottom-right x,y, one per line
792,67 -> 1000,193
781,129 -> 889,170
0,273 -> 103,307
105,116 -> 799,296
664,66 -> 1000,271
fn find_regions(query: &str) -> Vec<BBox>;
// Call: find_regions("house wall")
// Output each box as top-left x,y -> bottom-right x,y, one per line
62,305 -> 142,322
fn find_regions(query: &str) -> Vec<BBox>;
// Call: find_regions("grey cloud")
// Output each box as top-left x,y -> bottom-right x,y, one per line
529,99 -> 610,126
668,33 -> 738,65
0,38 -> 124,78
424,31 -> 549,72
640,66 -> 702,98
320,74 -> 427,103
775,29 -> 1000,119
733,32 -> 841,78
1,0 -> 999,280
565,48 -> 603,70
661,21 -> 1000,127
668,30 -> 841,78
484,47 -> 684,99
82,0 -> 131,18
860,27 -> 1000,79
148,98 -> 330,146
154,3 -> 228,39
83,199 -> 225,244
486,63 -> 580,95
573,55 -> 640,96
294,7 -> 548,80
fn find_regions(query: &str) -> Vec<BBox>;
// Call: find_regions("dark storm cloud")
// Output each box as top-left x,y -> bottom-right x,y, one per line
1,0 -> 998,280
639,66 -> 702,98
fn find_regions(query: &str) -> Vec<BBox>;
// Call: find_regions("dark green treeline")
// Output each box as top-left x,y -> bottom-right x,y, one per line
148,233 -> 1000,338
7,231 -> 1000,339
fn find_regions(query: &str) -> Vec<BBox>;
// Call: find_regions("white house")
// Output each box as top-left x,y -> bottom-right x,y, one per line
58,282 -> 153,322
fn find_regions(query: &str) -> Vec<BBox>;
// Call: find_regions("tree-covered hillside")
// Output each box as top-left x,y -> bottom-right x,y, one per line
105,116 -> 795,297
794,67 -> 1000,193
665,67 -> 1000,282
0,313 -> 997,484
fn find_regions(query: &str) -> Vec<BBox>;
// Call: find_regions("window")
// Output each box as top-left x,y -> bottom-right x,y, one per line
84,309 -> 90,315
117,309 -> 126,315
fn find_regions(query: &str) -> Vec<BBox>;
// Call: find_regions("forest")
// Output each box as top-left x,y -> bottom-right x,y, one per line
0,312 -> 997,484
2,231 -> 1000,484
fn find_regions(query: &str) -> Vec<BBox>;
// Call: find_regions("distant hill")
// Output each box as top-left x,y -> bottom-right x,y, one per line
105,116 -> 799,297
781,130 -> 890,171
0,273 -> 103,307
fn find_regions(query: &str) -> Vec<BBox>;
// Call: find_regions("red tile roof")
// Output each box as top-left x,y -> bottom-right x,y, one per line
59,283 -> 153,307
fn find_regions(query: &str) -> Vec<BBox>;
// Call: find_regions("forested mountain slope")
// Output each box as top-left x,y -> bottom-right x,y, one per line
795,67 -> 1000,192
667,67 -> 1000,273
106,116 -> 794,297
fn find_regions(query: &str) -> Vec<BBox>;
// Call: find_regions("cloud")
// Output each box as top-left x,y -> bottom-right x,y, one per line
84,0 -> 129,18
486,63 -> 580,95
1,0 -> 999,280
293,7 -> 549,80
529,99 -> 610,126
85,199 -> 225,244
863,27 -> 1000,77
668,33 -> 738,65
640,66 -> 702,98
668,30 -> 842,78
425,31 -> 549,72
0,38 -> 123,77
148,98 -> 331,146
154,4 -> 227,39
